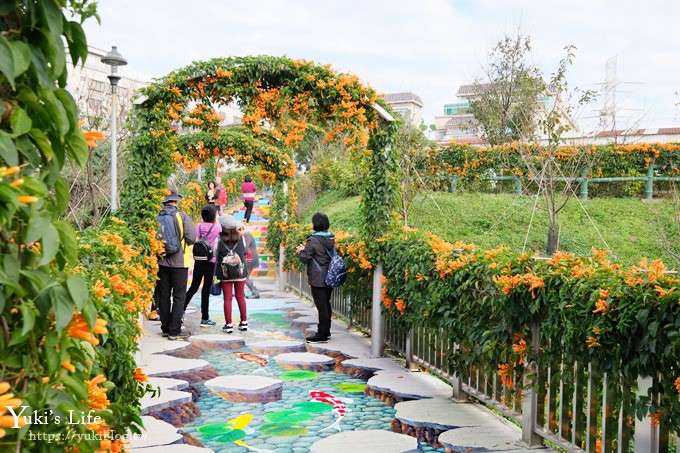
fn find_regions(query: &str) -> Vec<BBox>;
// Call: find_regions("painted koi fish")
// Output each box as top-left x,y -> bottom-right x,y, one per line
234,352 -> 268,367
309,390 -> 350,432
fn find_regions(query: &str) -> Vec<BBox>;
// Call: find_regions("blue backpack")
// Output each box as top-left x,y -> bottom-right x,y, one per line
156,210 -> 182,257
313,239 -> 347,288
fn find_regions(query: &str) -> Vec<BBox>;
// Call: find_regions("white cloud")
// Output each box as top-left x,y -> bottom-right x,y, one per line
83,0 -> 680,129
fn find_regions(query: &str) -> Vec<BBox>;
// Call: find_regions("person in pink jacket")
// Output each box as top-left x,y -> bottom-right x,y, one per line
241,174 -> 257,223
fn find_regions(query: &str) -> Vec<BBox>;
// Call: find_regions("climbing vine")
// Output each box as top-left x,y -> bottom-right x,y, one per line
0,1 -> 155,451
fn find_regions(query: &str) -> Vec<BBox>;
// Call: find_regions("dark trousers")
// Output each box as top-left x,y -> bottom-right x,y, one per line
157,266 -> 188,336
311,285 -> 333,337
243,199 -> 254,223
185,260 -> 214,320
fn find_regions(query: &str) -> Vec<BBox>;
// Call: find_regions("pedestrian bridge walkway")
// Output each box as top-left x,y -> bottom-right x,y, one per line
132,278 -> 551,452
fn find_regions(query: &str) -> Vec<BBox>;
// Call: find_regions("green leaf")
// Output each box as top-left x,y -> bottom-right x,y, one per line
16,136 -> 41,167
290,401 -> 334,414
42,29 -> 66,79
197,423 -> 232,436
54,221 -> 78,266
333,382 -> 367,393
61,376 -> 88,402
51,286 -> 74,333
44,331 -> 60,373
30,128 -> 54,161
65,21 -> 88,67
39,86 -> 69,136
54,89 -> 79,131
263,410 -> 313,424
19,303 -> 36,336
26,214 -> 50,243
10,40 -> 31,77
279,370 -> 319,380
257,423 -> 308,437
40,0 -> 64,35
81,301 -> 97,330
0,131 -> 18,166
66,127 -> 89,168
0,35 -> 15,89
54,176 -> 69,213
67,275 -> 89,311
39,223 -> 60,266
10,106 -> 32,137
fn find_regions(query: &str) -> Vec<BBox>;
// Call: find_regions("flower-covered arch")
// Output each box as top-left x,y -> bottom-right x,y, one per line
121,55 -> 400,239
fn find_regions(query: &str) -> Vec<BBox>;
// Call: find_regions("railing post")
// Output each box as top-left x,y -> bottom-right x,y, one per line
644,163 -> 655,199
451,342 -> 469,402
634,376 -> 658,453
522,322 -> 542,446
371,262 -> 385,357
579,167 -> 589,200
514,176 -> 522,194
278,244 -> 286,292
450,175 -> 458,193
404,328 -> 418,371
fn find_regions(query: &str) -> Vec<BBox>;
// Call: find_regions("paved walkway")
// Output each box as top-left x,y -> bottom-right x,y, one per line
131,192 -> 553,452
131,277 -> 552,453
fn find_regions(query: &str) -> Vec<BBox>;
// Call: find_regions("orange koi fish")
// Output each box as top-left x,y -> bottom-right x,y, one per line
234,352 -> 267,367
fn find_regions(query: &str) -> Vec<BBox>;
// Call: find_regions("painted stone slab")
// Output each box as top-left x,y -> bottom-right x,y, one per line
310,429 -> 420,453
205,375 -> 283,403
274,352 -> 335,372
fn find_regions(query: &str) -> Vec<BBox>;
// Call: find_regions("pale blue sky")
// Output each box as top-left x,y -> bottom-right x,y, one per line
83,0 -> 680,131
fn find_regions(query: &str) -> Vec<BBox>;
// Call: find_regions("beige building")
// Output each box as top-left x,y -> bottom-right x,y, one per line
383,92 -> 424,127
434,83 -> 577,145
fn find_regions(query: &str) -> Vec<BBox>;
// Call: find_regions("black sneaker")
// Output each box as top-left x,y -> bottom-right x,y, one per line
223,324 -> 234,334
238,321 -> 248,331
168,333 -> 189,341
306,334 -> 329,343
200,319 -> 216,327
161,332 -> 169,338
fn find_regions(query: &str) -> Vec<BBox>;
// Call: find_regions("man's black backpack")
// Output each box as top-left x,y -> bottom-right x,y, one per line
193,224 -> 215,261
156,210 -> 183,257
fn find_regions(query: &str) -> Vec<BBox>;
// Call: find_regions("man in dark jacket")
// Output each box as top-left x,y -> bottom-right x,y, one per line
296,212 -> 335,343
157,189 -> 197,340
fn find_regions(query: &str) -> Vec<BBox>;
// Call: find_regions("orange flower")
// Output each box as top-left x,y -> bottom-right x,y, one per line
61,361 -> 76,373
592,289 -> 610,315
675,376 -> 680,395
85,375 -> 110,411
654,285 -> 676,297
0,383 -> 22,422
134,368 -> 148,383
92,280 -> 110,300
394,299 -> 406,316
586,337 -> 601,348
66,314 -> 108,346
9,178 -> 24,187
17,195 -> 38,204
83,130 -> 105,148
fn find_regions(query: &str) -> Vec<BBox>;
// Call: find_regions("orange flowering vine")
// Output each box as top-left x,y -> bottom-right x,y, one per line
66,314 -> 108,346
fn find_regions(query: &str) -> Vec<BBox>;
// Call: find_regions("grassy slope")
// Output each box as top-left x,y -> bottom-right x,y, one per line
302,191 -> 680,268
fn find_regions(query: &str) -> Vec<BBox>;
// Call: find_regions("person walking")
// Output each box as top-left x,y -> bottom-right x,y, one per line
215,175 -> 227,215
241,174 -> 257,223
157,189 -> 197,340
296,212 -> 335,343
239,222 -> 261,299
216,214 -> 248,333
205,180 -> 219,206
184,205 -> 221,327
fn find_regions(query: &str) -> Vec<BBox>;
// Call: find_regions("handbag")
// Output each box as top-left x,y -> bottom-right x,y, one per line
209,257 -> 222,296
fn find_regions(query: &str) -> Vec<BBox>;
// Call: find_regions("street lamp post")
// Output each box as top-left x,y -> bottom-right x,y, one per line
101,46 -> 127,212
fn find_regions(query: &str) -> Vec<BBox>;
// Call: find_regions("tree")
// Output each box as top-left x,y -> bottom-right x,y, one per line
393,123 -> 444,226
518,46 -> 597,254
472,31 -> 597,254
470,31 -> 546,146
